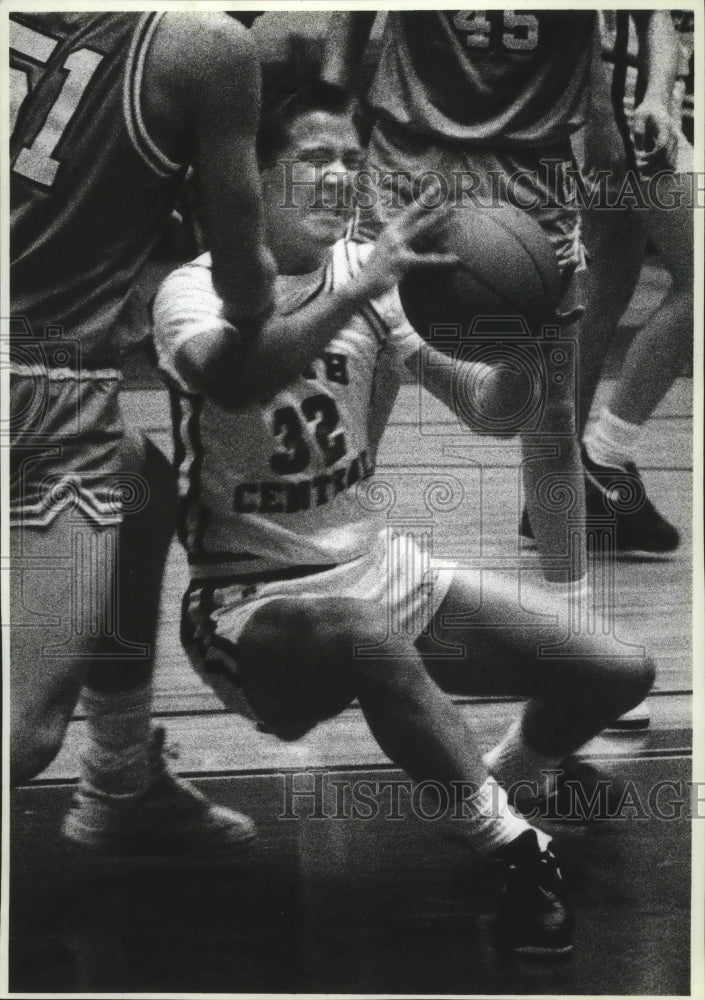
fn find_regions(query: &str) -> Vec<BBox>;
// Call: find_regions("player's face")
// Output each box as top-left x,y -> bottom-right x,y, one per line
262,109 -> 363,274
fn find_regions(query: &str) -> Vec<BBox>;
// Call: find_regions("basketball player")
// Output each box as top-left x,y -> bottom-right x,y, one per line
153,84 -> 654,956
9,13 -> 402,855
321,9 -> 676,730
576,10 -> 691,555
565,11 -> 688,731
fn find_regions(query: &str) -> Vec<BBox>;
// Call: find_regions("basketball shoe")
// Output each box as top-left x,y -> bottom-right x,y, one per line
520,447 -> 680,555
492,829 -> 573,956
580,446 -> 680,554
62,727 -> 256,857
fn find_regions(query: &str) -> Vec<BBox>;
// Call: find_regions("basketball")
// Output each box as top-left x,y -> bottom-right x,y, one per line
399,203 -> 563,343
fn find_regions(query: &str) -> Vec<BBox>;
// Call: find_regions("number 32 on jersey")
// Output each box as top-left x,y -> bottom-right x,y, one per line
452,10 -> 539,51
10,19 -> 104,187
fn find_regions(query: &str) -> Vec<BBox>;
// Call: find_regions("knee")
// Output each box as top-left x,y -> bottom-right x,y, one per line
630,654 -> 657,702
594,653 -> 656,712
237,598 -> 377,733
244,598 -> 380,667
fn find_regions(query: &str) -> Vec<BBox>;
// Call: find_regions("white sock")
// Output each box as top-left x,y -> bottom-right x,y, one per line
80,682 -> 153,798
457,778 -> 548,855
483,719 -> 561,795
584,406 -> 642,469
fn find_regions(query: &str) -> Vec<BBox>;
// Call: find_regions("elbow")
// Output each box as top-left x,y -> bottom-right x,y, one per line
193,363 -> 275,413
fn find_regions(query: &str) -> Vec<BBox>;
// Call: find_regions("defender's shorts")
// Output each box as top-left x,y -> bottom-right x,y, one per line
10,364 -> 127,527
363,117 -> 586,273
182,530 -> 455,720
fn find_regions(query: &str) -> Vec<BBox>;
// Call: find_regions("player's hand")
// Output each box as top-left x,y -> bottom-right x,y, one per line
352,188 -> 459,301
632,98 -> 678,174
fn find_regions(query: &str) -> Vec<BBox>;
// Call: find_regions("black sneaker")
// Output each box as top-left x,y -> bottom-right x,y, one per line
581,446 -> 680,555
519,449 -> 680,556
493,829 -> 574,957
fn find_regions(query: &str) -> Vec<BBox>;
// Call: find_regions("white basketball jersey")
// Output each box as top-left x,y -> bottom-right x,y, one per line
154,239 -> 421,578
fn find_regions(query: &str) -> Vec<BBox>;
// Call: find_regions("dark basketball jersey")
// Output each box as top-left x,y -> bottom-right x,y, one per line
10,13 -> 187,367
366,10 -> 596,147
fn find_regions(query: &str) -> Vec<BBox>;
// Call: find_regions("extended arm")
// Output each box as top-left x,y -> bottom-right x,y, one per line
147,14 -> 277,325
405,342 -> 586,583
155,265 -> 388,409
321,12 -> 376,94
155,200 -> 457,410
631,11 -> 679,168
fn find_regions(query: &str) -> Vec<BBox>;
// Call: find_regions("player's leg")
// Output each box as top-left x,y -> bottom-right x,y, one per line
62,432 -> 255,854
416,570 -> 655,788
235,595 -> 488,784
577,177 -> 688,558
76,432 -> 176,798
10,511 -> 107,783
584,174 -> 692,501
235,593 -> 572,955
238,592 -> 536,823
468,146 -> 591,568
576,204 -> 645,436
515,263 -> 588,563
9,367 -> 127,783
602,177 -> 692,427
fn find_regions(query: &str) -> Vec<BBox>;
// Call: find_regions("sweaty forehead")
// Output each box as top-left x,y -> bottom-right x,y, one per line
284,110 -> 361,154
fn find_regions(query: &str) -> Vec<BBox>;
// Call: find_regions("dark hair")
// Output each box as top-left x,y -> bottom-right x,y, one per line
257,80 -> 355,168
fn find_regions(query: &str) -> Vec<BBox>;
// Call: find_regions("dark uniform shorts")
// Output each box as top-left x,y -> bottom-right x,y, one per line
10,363 -> 131,528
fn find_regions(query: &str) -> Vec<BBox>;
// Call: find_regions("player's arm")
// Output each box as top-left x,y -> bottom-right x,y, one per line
147,14 -> 277,325
631,11 -> 679,169
155,201 -> 457,410
404,347 -> 526,437
321,12 -> 377,94
404,343 -> 587,584
190,21 -> 277,324
154,264 -> 388,409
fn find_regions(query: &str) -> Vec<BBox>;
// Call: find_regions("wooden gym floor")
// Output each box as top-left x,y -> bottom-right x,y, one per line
8,262 -> 696,995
